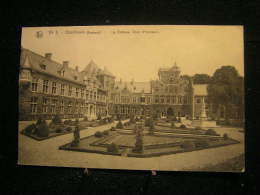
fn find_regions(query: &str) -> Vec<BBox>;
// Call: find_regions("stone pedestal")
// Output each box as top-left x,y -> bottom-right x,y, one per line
191,98 -> 217,128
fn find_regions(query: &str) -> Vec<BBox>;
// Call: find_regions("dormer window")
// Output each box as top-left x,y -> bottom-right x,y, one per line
40,64 -> 46,70
74,76 -> 78,80
61,71 -> 65,77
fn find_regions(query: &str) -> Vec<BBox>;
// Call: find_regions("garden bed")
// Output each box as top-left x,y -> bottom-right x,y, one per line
21,129 -> 76,141
59,129 -> 239,158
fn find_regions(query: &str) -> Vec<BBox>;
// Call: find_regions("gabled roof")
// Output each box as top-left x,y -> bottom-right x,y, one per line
193,84 -> 208,96
114,81 -> 151,93
20,48 -> 85,85
100,67 -> 115,77
82,60 -> 114,78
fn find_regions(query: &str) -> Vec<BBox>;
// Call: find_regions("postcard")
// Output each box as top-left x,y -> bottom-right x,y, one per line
18,25 -> 244,172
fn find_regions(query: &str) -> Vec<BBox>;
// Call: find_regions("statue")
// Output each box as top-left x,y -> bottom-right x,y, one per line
71,126 -> 80,146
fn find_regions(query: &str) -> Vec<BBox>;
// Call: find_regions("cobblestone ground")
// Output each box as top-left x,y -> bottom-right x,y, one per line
18,122 -> 244,172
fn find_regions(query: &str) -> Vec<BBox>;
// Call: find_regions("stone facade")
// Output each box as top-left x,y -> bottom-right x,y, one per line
19,48 -> 113,121
19,48 -> 207,121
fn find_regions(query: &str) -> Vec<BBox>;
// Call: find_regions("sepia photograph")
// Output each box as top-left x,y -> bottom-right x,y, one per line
18,25 -> 244,172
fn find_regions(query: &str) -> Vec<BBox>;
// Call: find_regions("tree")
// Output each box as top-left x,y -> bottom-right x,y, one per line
207,66 -> 244,121
193,74 -> 211,84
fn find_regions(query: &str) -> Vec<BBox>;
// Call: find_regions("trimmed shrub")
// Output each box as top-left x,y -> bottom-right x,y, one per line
103,130 -> 110,136
23,123 -> 36,134
171,121 -> 175,128
223,133 -> 229,140
52,115 -> 62,124
194,140 -> 209,148
180,141 -> 195,150
195,127 -> 202,130
55,128 -> 63,133
36,117 -> 44,126
94,131 -> 103,137
64,120 -> 72,125
48,121 -> 56,129
36,120 -> 49,137
110,127 -> 116,131
205,129 -> 219,136
116,120 -> 123,129
180,124 -> 186,129
107,143 -> 119,153
65,126 -> 72,132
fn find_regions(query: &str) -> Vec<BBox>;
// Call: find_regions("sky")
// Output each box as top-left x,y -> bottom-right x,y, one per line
21,25 -> 244,82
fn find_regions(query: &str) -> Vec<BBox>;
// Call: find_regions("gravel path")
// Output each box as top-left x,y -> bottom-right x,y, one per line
18,122 -> 244,172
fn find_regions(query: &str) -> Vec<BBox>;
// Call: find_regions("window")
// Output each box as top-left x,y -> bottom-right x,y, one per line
155,96 -> 159,103
90,91 -> 93,100
178,96 -> 182,104
31,97 -> 38,113
52,82 -> 57,94
161,96 -> 164,103
50,99 -> 57,113
172,96 -> 176,104
94,92 -> 97,100
184,96 -> 188,104
196,98 -> 201,104
140,97 -> 145,103
60,100 -> 64,113
43,80 -> 49,93
40,64 -> 46,70
80,102 -> 84,114
43,97 -> 49,113
31,78 -> 38,92
86,90 -> 89,100
61,71 -> 65,77
60,84 -> 65,96
147,97 -> 151,104
75,102 -> 78,113
133,97 -> 136,103
76,88 -> 79,97
68,101 -> 72,113
167,96 -> 170,103
68,86 -> 72,96
74,76 -> 78,80
81,89 -> 84,98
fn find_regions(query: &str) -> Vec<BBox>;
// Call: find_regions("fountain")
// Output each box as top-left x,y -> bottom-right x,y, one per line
191,99 -> 217,128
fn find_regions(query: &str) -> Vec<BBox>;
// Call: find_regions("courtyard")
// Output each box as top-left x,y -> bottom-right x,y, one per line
18,120 -> 245,172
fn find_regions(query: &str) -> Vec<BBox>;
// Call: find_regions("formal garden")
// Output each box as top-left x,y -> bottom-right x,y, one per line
21,114 -> 115,141
59,115 -> 240,157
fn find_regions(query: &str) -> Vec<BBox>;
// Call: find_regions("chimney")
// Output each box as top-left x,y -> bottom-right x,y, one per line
75,66 -> 79,72
63,61 -> 69,69
45,53 -> 52,60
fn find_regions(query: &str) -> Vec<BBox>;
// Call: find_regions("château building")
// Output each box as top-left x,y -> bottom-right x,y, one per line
19,48 -> 208,121
19,48 -> 114,121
